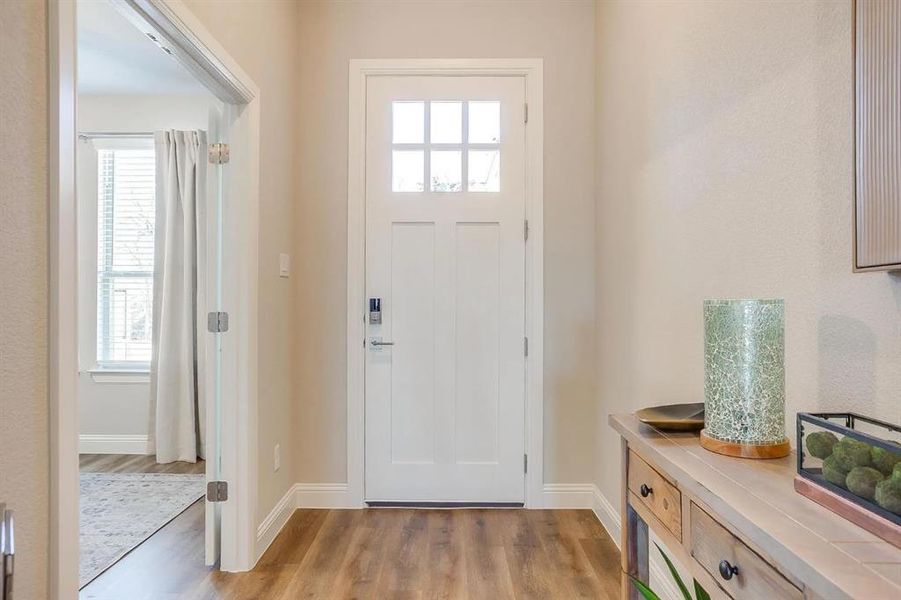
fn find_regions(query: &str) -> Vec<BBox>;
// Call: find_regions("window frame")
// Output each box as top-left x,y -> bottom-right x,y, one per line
78,137 -> 156,373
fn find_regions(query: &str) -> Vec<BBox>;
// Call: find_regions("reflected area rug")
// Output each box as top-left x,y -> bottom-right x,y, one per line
79,472 -> 205,588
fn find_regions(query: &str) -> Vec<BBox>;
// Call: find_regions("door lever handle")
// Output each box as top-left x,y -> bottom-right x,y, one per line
370,339 -> 394,346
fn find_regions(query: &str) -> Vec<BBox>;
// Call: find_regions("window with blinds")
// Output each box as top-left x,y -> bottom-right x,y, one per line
96,147 -> 156,367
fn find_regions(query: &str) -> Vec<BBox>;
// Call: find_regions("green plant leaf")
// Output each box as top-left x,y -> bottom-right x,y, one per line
693,579 -> 711,600
629,576 -> 662,600
654,543 -> 691,600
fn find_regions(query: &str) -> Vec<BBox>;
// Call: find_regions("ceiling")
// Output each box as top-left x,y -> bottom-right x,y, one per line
77,0 -> 209,95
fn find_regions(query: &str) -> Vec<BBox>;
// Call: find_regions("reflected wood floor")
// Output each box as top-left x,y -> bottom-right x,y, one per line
81,504 -> 621,599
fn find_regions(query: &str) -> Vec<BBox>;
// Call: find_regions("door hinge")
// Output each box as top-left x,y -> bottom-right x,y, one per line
524,336 -> 529,357
209,143 -> 230,164
524,219 -> 529,241
207,480 -> 228,502
524,454 -> 528,474
524,102 -> 529,124
207,311 -> 229,333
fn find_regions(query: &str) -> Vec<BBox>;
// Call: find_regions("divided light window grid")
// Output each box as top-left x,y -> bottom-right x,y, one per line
391,100 -> 501,193
96,148 -> 156,367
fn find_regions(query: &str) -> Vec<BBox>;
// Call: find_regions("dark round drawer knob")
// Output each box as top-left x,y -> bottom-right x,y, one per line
640,484 -> 653,498
718,560 -> 739,581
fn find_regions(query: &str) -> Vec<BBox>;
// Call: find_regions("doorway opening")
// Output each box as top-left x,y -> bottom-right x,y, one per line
51,0 -> 262,595
74,0 -> 222,591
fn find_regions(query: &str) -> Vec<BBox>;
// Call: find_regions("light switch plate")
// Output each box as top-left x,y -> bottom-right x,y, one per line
279,254 -> 290,278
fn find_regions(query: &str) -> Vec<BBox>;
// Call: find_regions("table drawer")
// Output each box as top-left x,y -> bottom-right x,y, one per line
627,449 -> 682,540
690,502 -> 802,600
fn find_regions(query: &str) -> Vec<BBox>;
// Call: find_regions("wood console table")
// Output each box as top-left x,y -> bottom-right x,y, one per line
610,414 -> 901,599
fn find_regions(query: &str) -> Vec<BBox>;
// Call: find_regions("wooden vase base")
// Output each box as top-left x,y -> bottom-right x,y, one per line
699,429 -> 791,459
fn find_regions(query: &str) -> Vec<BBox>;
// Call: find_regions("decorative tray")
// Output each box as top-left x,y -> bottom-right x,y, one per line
636,402 -> 704,432
795,412 -> 900,547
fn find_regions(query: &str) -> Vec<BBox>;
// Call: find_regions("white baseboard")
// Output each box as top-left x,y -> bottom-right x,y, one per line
542,483 -> 597,508
79,434 -> 150,455
255,482 -> 354,563
589,485 -> 681,600
296,483 -> 353,508
256,483 -> 298,560
591,484 -> 621,544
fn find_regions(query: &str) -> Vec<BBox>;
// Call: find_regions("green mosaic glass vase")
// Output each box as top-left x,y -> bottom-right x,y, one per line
701,299 -> 789,458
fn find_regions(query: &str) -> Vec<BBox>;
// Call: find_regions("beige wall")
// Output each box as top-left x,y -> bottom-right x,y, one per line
181,0 -> 299,524
294,0 -> 597,485
0,2 -> 300,592
594,1 -> 901,505
0,1 -> 49,598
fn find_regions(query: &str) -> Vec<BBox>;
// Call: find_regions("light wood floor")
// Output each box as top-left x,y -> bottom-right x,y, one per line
79,456 -> 622,600
79,453 -> 206,475
81,506 -> 621,599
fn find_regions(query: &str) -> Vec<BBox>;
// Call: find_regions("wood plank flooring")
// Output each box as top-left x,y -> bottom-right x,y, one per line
78,455 -> 621,599
79,453 -> 206,475
81,506 -> 621,599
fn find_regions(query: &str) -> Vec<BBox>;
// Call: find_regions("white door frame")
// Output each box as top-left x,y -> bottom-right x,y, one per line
49,1 -> 261,595
346,58 -> 544,508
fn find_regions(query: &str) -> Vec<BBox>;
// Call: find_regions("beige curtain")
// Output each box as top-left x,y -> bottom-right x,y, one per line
149,130 -> 207,463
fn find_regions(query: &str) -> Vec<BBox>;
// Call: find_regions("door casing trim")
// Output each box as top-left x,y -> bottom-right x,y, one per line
346,58 -> 544,508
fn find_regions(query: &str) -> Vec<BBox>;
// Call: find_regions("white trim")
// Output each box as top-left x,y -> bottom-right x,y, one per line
591,484 -> 621,544
589,486 -> 682,600
86,369 -> 151,384
296,483 -> 354,509
49,0 -> 80,595
542,484 -> 597,509
254,482 -> 354,562
224,96 -> 262,574
255,482 -> 353,562
255,484 -> 297,560
346,58 -> 544,508
78,434 -> 151,455
120,0 -> 255,104
50,0 -> 262,592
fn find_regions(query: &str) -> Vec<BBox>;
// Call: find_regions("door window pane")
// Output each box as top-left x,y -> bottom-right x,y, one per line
430,150 -> 462,192
468,101 -> 500,143
393,101 -> 424,143
430,101 -> 462,143
468,150 -> 500,192
392,150 -> 424,192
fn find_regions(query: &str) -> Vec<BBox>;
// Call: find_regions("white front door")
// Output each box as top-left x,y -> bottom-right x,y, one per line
364,75 -> 527,503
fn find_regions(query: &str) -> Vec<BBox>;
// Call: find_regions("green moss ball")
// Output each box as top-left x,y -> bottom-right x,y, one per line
846,467 -> 884,501
832,438 -> 872,471
870,446 -> 901,477
805,431 -> 838,459
893,462 -> 901,485
823,455 -> 850,489
875,479 -> 901,515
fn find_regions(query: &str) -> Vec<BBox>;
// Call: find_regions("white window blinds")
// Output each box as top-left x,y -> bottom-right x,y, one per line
96,147 -> 156,366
